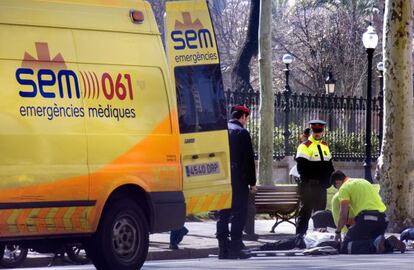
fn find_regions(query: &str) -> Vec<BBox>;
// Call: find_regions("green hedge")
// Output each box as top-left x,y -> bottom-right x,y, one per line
247,122 -> 380,159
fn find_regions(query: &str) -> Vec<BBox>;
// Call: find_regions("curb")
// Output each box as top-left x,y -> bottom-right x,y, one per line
14,256 -> 79,268
147,247 -> 218,261
19,244 -> 264,267
16,247 -> 220,268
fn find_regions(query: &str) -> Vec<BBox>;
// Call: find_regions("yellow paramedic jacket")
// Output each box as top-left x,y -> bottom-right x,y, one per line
331,192 -> 355,233
337,178 -> 386,216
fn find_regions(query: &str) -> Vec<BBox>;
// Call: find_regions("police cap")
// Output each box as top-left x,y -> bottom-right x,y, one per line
309,119 -> 326,133
231,105 -> 250,115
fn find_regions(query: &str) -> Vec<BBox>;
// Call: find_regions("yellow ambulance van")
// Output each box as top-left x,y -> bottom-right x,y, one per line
0,0 -> 231,269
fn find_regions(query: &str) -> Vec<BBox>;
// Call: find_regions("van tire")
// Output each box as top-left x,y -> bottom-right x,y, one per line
87,198 -> 149,270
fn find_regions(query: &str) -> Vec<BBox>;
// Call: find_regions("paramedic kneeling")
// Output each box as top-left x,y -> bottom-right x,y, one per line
331,170 -> 406,254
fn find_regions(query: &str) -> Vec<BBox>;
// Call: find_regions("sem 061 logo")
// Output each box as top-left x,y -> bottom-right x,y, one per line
171,12 -> 213,50
17,42 -> 134,100
170,13 -> 218,64
16,42 -> 137,121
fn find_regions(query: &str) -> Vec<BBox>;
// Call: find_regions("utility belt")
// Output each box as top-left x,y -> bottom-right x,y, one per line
356,210 -> 387,222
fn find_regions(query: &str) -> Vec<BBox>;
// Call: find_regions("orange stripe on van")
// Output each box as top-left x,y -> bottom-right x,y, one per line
7,209 -> 21,233
200,194 -> 215,212
0,209 -> 13,234
107,113 -> 178,167
0,209 -> 12,225
216,192 -> 231,210
71,206 -> 85,231
27,208 -> 41,233
186,197 -> 198,214
54,207 -> 68,232
36,208 -> 51,233
16,208 -> 31,234
80,207 -> 92,230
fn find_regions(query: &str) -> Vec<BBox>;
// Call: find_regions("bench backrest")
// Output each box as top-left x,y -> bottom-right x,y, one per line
255,185 -> 299,215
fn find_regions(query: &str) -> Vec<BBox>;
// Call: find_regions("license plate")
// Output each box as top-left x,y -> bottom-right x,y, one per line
185,162 -> 220,177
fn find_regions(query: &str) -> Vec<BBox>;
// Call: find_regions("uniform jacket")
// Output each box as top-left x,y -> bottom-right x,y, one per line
295,135 -> 334,188
228,119 -> 256,187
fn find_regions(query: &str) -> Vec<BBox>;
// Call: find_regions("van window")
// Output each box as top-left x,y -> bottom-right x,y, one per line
175,64 -> 227,133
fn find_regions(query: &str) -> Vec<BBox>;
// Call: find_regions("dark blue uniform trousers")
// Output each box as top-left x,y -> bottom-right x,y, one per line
341,211 -> 390,254
216,183 -> 249,246
296,182 -> 327,235
170,226 -> 189,247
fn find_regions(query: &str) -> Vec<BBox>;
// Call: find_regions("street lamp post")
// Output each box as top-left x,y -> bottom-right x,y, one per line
362,25 -> 378,183
282,54 -> 293,156
377,62 -> 384,151
324,72 -> 336,95
325,72 -> 336,129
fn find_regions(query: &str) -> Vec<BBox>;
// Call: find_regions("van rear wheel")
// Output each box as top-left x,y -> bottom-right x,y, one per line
88,198 -> 149,270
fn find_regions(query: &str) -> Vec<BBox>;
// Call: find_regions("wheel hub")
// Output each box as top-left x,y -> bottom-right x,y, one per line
112,216 -> 139,261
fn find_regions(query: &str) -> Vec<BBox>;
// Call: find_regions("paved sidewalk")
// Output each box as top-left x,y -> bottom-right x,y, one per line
19,219 -> 295,267
17,219 -> 414,267
147,219 -> 296,260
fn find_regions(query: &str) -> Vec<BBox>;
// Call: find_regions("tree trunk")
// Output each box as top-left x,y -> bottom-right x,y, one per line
376,0 -> 414,232
258,0 -> 274,185
231,0 -> 260,92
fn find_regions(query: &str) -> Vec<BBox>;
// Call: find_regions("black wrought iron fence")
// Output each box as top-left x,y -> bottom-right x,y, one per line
224,89 -> 382,161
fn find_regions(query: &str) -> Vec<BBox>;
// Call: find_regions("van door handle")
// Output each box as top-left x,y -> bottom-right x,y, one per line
192,155 -> 199,160
208,153 -> 215,158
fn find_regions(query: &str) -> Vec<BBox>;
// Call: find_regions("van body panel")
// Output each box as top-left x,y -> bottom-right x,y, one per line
0,0 -> 157,34
73,31 -> 164,66
0,21 -> 90,223
147,191 -> 185,233
0,0 -> 184,238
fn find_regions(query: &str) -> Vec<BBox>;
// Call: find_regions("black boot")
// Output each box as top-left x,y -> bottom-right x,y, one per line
218,238 -> 229,259
176,227 -> 189,244
294,234 -> 306,249
227,240 -> 251,259
386,235 -> 406,253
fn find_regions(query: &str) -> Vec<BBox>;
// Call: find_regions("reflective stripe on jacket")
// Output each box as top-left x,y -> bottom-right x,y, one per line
295,135 -> 334,188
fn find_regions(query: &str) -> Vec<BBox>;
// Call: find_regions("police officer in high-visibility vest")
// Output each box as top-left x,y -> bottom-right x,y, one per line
331,170 -> 406,254
295,119 -> 334,237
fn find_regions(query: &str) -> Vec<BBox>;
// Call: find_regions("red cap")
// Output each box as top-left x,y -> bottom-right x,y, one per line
309,119 -> 326,132
311,124 -> 325,129
231,105 -> 250,115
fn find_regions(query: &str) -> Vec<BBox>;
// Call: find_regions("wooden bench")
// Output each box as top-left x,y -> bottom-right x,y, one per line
255,185 -> 300,233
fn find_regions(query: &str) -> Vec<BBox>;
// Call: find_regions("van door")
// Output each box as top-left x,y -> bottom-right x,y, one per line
165,0 -> 232,214
0,12 -> 90,235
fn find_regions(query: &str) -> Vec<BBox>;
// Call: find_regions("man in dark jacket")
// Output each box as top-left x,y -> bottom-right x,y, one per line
216,105 -> 256,259
295,119 -> 334,238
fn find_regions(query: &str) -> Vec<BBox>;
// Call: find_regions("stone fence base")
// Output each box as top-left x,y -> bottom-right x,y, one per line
260,157 -> 378,185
